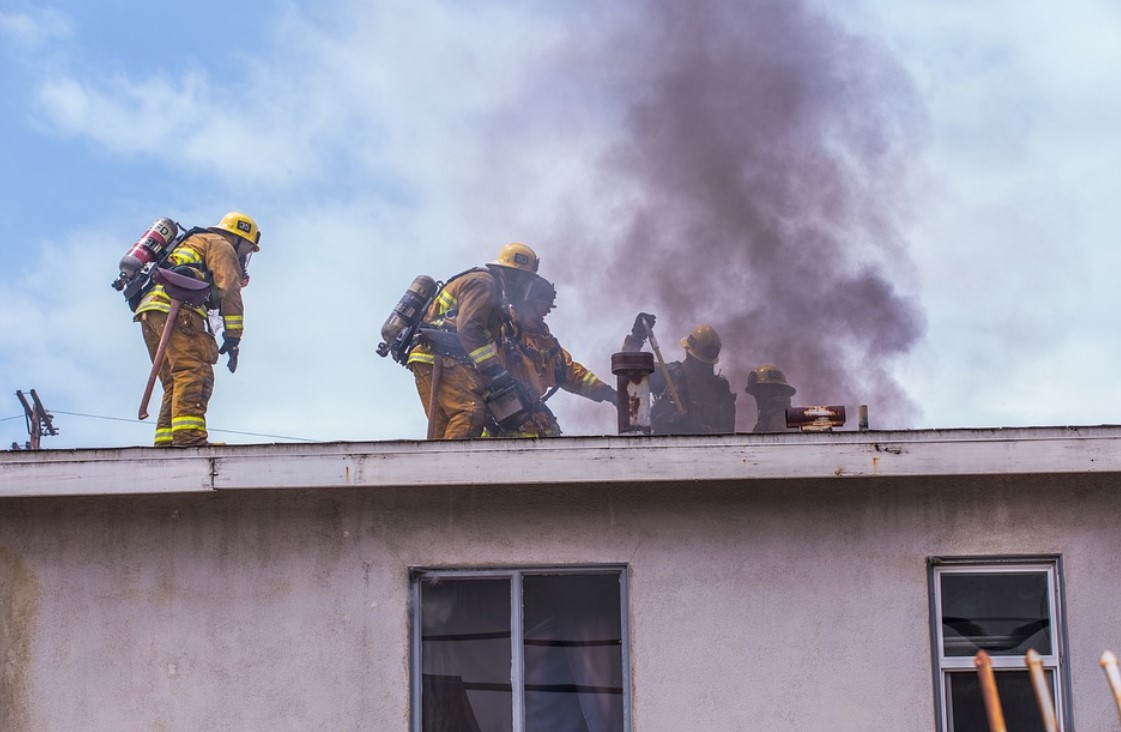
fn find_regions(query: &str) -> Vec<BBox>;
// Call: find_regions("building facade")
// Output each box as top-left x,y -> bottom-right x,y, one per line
2,427 -> 1121,731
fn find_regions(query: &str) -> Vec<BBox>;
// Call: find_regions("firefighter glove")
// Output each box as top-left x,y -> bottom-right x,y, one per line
219,336 -> 241,373
631,312 -> 656,341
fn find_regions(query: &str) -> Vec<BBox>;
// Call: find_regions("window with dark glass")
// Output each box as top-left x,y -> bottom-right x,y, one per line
930,559 -> 1066,732
412,568 -> 629,732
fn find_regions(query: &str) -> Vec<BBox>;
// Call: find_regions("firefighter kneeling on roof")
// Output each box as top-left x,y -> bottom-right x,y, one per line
490,275 -> 616,437
407,243 -> 542,440
134,212 -> 260,447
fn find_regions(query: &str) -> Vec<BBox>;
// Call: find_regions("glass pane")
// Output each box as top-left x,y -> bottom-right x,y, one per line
421,578 -> 512,732
523,574 -> 624,732
948,670 -> 1053,732
941,572 -> 1051,656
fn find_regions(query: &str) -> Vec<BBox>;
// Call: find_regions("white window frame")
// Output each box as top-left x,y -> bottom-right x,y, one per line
929,556 -> 1069,732
409,565 -> 631,732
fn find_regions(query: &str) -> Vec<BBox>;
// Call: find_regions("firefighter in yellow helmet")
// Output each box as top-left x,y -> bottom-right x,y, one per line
624,316 -> 736,435
492,275 -> 616,437
134,211 -> 260,446
407,242 -> 541,439
746,365 -> 797,433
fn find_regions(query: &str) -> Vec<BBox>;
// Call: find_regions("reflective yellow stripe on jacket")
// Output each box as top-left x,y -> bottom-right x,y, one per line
133,232 -> 246,341
134,246 -> 209,319
407,285 -> 460,366
468,343 -> 499,369
407,270 -> 501,369
222,314 -> 244,338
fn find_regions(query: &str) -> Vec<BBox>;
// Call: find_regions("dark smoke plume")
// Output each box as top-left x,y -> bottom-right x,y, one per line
552,0 -> 928,430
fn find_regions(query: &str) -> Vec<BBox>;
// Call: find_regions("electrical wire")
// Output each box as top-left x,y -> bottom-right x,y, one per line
48,409 -> 321,443
0,414 -> 26,422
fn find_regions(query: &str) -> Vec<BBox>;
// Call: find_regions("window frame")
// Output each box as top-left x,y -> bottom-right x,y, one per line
409,565 -> 632,732
928,555 -> 1071,732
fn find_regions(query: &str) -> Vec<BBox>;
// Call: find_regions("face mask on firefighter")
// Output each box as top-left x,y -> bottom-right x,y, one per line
239,250 -> 253,287
502,270 -> 535,306
522,277 -> 555,318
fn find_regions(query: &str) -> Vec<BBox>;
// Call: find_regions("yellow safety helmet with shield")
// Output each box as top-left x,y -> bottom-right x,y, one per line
489,242 -> 539,274
216,211 -> 261,251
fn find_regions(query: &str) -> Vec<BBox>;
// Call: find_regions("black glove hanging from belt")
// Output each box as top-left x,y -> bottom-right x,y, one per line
219,336 -> 240,373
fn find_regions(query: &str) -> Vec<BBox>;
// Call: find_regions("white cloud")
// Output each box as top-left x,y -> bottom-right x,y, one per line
29,1 -> 559,196
33,72 -> 327,189
0,7 -> 72,52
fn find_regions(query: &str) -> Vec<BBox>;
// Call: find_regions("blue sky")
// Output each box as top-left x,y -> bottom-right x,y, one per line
2,0 -> 1120,449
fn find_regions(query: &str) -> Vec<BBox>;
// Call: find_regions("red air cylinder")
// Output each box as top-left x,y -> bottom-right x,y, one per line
116,217 -> 178,284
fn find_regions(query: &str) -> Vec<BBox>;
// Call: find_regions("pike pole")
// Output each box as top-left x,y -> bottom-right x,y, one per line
1025,649 -> 1058,732
138,299 -> 182,421
426,356 -> 444,440
974,650 -> 1007,732
644,322 -> 686,416
1101,650 -> 1121,724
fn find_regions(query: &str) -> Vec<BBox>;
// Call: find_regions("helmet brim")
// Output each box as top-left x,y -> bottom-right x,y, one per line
747,382 -> 796,397
680,337 -> 719,365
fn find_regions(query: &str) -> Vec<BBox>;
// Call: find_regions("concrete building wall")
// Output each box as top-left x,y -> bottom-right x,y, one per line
3,473 -> 1121,731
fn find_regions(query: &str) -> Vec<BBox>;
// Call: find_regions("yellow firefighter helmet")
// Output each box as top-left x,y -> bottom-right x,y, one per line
489,242 -> 539,273
746,365 -> 796,396
216,211 -> 261,251
681,324 -> 722,364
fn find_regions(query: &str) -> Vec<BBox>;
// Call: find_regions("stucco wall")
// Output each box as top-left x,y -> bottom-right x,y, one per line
2,473 -> 1121,731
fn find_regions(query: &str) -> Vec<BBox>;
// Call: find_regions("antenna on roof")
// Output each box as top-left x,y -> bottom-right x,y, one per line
13,389 -> 59,450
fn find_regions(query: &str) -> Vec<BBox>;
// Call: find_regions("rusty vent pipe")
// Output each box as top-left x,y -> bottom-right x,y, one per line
612,351 -> 655,435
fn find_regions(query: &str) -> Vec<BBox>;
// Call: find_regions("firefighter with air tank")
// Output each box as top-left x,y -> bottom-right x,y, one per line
395,243 -> 543,440
116,212 -> 261,447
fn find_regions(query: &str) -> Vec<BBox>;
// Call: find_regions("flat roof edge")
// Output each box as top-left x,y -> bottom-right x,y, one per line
3,426 -> 1121,497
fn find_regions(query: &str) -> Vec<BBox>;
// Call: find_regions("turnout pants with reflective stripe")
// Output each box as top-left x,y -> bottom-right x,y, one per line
410,358 -> 488,440
140,310 -> 218,447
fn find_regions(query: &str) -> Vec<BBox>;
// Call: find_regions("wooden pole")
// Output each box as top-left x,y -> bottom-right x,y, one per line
15,390 -> 38,450
1025,649 -> 1058,732
644,324 -> 686,416
138,301 -> 181,421
1100,650 -> 1121,725
975,650 -> 1007,732
426,357 -> 444,440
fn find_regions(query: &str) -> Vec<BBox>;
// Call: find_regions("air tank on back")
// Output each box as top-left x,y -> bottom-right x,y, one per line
112,217 -> 179,291
377,275 -> 438,357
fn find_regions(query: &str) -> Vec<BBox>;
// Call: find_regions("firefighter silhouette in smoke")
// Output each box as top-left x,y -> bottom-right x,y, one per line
745,364 -> 797,433
624,315 -> 736,435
